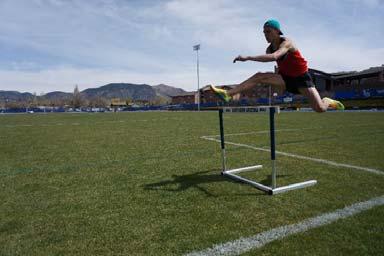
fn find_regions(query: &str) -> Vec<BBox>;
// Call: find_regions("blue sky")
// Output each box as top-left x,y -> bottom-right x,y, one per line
0,0 -> 383,93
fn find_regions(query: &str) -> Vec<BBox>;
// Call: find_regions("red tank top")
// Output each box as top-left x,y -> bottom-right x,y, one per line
276,50 -> 308,77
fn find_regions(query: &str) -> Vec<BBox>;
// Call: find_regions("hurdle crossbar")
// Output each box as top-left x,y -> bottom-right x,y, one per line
218,106 -> 317,195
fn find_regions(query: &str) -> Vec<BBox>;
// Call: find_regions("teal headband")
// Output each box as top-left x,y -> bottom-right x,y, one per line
264,19 -> 283,35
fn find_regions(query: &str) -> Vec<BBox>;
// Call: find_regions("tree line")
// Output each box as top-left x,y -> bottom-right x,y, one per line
0,85 -> 170,109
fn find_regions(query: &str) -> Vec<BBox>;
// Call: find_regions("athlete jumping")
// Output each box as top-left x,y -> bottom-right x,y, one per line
210,19 -> 344,112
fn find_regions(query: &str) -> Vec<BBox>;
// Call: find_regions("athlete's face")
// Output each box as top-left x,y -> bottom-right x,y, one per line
263,26 -> 280,43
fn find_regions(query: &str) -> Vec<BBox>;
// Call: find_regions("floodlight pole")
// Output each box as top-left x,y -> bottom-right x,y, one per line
193,44 -> 201,111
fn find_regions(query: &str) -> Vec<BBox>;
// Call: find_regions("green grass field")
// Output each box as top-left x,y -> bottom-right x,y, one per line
1,111 -> 383,255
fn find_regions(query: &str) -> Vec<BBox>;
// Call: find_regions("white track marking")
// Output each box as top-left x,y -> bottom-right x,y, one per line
202,123 -> 383,139
1,117 -> 182,128
185,195 -> 384,256
200,137 -> 384,176
206,129 -> 301,138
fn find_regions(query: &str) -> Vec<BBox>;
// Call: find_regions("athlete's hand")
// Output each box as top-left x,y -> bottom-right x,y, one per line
233,55 -> 247,63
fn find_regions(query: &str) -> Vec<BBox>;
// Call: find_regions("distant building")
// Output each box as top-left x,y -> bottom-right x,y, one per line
308,69 -> 334,92
309,65 -> 384,99
110,98 -> 127,107
171,92 -> 196,104
334,66 -> 384,89
134,99 -> 150,106
110,98 -> 127,112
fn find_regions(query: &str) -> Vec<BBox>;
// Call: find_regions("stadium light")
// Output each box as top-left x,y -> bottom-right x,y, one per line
193,44 -> 201,111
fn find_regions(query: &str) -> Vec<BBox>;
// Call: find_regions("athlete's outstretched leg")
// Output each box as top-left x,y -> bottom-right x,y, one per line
210,72 -> 285,102
228,72 -> 285,95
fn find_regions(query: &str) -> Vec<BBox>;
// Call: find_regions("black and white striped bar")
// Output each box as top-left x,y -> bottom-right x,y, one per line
218,106 -> 317,195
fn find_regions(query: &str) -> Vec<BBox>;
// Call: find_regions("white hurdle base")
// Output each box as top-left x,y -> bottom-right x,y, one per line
221,165 -> 317,195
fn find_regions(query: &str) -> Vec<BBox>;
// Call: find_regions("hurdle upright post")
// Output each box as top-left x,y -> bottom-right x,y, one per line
218,109 -> 226,172
269,107 -> 277,189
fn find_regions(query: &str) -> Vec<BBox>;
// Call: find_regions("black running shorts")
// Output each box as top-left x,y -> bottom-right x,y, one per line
280,72 -> 315,94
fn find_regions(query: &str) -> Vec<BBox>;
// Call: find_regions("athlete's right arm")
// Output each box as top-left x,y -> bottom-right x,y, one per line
233,41 -> 292,63
233,48 -> 272,63
233,51 -> 283,63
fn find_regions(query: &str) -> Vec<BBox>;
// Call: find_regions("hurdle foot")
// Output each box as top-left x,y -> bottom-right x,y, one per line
271,180 -> 317,195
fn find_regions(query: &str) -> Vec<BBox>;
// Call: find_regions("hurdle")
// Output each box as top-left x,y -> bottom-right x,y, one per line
219,106 -> 317,195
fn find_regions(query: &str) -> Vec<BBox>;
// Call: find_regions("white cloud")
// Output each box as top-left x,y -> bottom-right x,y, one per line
0,0 -> 383,93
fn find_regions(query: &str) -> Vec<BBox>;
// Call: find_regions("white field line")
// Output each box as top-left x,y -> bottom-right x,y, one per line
208,128 -> 301,138
200,136 -> 384,176
185,195 -> 384,256
204,122 -> 380,139
1,117 -> 182,128
2,118 -> 375,129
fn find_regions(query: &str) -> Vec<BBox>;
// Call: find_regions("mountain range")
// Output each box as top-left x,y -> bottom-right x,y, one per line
0,83 -> 187,103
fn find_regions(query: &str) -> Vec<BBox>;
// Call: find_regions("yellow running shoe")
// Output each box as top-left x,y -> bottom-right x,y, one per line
210,84 -> 231,102
323,97 -> 345,110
